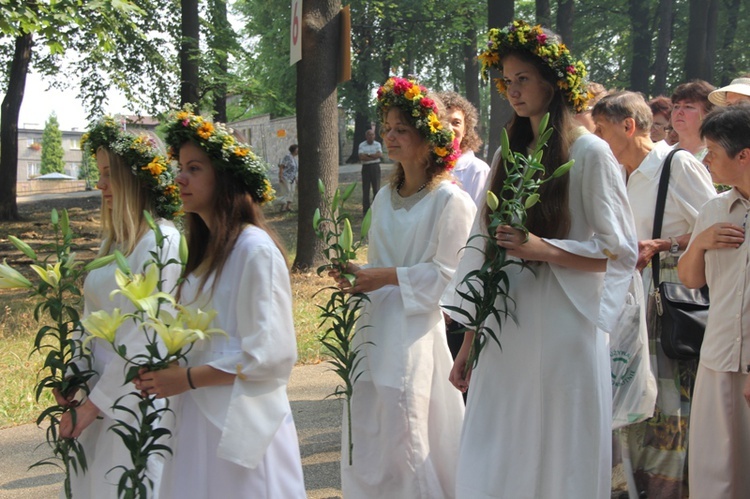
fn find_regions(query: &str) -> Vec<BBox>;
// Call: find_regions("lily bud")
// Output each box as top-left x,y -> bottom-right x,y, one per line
313,208 -> 321,231
486,191 -> 500,211
340,218 -> 353,253
8,236 -> 37,260
0,260 -> 33,289
84,254 -> 116,272
179,234 -> 189,266
361,209 -> 372,239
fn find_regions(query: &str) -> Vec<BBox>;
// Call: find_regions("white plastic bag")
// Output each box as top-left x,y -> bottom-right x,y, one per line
610,272 -> 657,430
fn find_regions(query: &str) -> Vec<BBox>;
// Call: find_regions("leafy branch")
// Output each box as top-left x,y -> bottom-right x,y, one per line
444,114 -> 573,370
2,209 -> 115,499
313,179 -> 371,466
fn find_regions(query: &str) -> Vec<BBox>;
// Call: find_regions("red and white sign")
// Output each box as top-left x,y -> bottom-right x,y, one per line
290,0 -> 302,65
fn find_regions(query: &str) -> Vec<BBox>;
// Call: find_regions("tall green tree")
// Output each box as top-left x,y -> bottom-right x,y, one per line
233,0 -> 297,117
78,149 -> 98,190
652,0 -> 674,96
629,0 -> 652,93
205,0 -> 236,121
181,0 -> 200,106
40,113 -> 64,174
0,0 -> 176,220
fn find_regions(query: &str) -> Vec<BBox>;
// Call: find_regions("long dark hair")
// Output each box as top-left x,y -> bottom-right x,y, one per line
485,49 -> 573,239
180,153 -> 287,299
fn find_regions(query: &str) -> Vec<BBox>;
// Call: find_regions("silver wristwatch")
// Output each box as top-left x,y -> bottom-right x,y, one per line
669,236 -> 679,254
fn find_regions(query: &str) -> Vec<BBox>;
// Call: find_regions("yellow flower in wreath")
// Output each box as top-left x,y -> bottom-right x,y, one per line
197,122 -> 215,140
434,146 -> 449,157
405,85 -> 422,101
143,160 -> 165,176
428,113 -> 442,133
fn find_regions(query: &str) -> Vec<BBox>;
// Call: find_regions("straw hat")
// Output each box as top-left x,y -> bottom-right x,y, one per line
708,77 -> 750,106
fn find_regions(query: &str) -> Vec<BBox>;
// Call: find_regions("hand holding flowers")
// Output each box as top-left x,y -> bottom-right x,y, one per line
85,213 -> 225,498
444,114 -> 573,371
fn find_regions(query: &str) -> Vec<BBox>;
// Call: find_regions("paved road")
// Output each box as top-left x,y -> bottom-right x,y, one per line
0,363 -> 343,499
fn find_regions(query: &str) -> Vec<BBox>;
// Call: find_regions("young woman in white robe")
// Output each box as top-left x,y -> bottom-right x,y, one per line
331,78 -> 476,499
136,109 -> 306,499
445,23 -> 638,499
59,124 -> 182,499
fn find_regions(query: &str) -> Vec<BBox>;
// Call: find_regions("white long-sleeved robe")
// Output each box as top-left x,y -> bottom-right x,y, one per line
158,225 -> 306,499
444,132 -> 638,499
342,180 -> 476,499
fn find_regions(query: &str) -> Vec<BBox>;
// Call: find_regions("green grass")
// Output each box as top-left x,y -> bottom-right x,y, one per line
0,293 -> 55,427
0,179 -> 370,427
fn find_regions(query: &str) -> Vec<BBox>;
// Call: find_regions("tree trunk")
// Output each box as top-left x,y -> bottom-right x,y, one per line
0,33 -> 33,221
652,0 -> 673,96
703,0 -> 719,82
486,0 -> 514,165
536,0 -> 551,27
210,0 -> 229,121
463,24 -> 481,120
685,0 -> 710,80
629,0 -> 652,94
293,0 -> 341,270
556,0 -> 575,50
719,0 -> 742,85
180,0 -> 200,106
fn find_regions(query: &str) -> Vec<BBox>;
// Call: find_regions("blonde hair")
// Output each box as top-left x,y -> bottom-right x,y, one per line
98,147 -> 156,257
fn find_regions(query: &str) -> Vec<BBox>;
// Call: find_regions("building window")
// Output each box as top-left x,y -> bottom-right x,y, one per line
27,163 -> 40,179
66,163 -> 80,178
69,139 -> 81,150
27,138 -> 41,151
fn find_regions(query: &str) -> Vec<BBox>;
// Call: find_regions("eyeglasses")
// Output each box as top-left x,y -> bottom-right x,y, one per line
651,123 -> 670,131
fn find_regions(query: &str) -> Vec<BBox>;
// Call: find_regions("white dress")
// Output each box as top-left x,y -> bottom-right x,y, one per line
342,180 -> 476,499
444,133 -> 638,499
452,150 -> 491,207
69,223 -> 181,499
158,226 -> 305,499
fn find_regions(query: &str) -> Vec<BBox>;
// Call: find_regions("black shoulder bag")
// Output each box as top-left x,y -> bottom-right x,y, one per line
651,149 -> 709,361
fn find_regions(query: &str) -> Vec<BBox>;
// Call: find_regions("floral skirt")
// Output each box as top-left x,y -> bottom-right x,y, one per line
616,264 -> 697,499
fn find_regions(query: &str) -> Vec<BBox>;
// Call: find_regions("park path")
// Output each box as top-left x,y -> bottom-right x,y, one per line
0,363 -> 344,499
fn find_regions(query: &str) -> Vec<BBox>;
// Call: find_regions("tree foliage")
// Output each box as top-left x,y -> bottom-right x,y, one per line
40,113 -> 64,174
232,0 -> 297,118
0,0 -> 178,220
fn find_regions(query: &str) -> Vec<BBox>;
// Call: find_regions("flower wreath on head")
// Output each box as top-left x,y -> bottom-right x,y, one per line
376,77 -> 461,170
163,105 -> 275,205
81,117 -> 182,220
478,19 -> 591,113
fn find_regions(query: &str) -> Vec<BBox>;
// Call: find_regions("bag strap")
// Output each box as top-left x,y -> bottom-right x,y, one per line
651,149 -> 682,291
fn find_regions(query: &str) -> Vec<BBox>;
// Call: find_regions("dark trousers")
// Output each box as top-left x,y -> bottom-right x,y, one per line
362,162 -> 381,214
446,319 -> 467,404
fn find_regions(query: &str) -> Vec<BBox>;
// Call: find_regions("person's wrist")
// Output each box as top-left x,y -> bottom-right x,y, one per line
186,367 -> 197,389
668,237 -> 679,254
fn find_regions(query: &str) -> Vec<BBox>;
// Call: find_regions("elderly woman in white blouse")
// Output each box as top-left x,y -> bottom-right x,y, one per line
592,91 -> 716,499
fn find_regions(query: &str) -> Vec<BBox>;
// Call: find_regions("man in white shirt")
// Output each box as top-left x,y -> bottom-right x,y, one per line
358,129 -> 382,214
